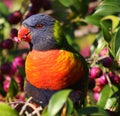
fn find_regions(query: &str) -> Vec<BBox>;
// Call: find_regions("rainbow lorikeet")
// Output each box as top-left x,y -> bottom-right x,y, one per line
18,14 -> 88,107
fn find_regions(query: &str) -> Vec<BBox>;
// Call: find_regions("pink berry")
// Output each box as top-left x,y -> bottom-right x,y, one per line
94,92 -> 100,101
99,74 -> 108,85
19,92 -> 25,101
80,47 -> 90,58
90,67 -> 102,79
13,56 -> 25,67
3,76 -> 11,92
99,47 -> 108,57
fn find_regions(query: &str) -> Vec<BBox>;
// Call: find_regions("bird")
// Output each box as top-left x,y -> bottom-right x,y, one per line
18,14 -> 89,107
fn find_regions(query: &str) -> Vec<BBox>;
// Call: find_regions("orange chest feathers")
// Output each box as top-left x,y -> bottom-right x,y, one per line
25,50 -> 85,90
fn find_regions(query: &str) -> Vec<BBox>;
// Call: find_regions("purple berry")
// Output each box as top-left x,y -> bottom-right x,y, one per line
30,0 -> 42,4
43,0 -> 51,10
0,73 -> 4,82
29,4 -> 40,14
10,28 -> 18,38
0,39 -> 14,49
90,67 -> 102,79
101,57 -> 113,68
0,63 -> 11,74
109,72 -> 120,84
9,63 -> 17,75
8,11 -> 22,24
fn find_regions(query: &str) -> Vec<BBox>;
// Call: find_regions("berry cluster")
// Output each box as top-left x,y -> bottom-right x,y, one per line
88,47 -> 120,101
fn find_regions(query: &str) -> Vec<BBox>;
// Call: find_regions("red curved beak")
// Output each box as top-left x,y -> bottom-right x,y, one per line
18,25 -> 31,42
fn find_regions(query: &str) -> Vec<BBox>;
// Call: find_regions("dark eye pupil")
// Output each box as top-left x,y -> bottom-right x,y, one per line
36,24 -> 43,29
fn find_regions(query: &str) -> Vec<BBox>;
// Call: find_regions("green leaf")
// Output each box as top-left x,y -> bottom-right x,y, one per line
85,15 -> 102,27
115,48 -> 120,61
0,2 -> 9,18
97,85 -> 119,109
94,0 -> 120,16
101,15 -> 119,31
66,98 -> 74,115
78,106 -> 109,116
0,103 -> 18,116
42,107 -> 49,116
100,21 -> 111,42
111,27 -> 120,56
7,78 -> 18,98
59,0 -> 72,7
48,89 -> 72,116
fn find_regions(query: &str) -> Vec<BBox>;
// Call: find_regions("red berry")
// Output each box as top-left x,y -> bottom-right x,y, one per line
8,11 -> 22,24
101,57 -> 113,68
90,67 -> 102,79
93,85 -> 103,93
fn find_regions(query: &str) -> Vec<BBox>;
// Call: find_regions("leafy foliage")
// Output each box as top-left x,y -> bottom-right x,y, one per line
0,103 -> 18,116
0,0 -> 120,115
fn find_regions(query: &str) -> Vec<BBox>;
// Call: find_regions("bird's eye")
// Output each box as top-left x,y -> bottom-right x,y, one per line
36,24 -> 43,29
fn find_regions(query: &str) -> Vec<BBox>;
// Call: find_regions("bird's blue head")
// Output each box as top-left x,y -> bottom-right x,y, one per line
18,14 -> 63,50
